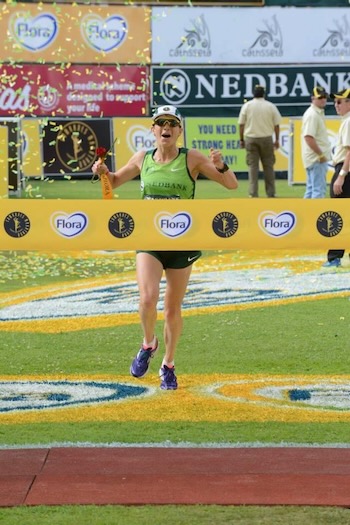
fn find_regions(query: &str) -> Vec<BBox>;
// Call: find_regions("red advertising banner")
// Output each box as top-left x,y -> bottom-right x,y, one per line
0,64 -> 148,117
0,4 -> 151,64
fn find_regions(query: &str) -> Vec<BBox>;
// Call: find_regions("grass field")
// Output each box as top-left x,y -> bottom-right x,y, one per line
18,176 -> 306,200
1,504 -> 350,525
1,177 -> 349,524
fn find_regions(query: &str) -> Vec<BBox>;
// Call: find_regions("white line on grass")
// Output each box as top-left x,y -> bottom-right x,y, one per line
1,442 -> 350,449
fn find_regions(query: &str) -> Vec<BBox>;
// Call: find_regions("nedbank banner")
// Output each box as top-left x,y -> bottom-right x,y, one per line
0,199 -> 349,251
151,65 -> 350,116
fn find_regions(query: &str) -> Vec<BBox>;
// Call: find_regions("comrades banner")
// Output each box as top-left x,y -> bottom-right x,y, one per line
0,199 -> 349,251
0,64 -> 148,117
152,7 -> 350,64
151,65 -> 350,117
0,4 -> 150,64
42,119 -> 113,176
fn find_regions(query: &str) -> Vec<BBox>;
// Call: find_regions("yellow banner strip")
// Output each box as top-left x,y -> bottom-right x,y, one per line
0,199 -> 349,250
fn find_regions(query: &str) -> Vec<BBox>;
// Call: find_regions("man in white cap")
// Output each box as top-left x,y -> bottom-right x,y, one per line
323,88 -> 350,267
92,105 -> 238,389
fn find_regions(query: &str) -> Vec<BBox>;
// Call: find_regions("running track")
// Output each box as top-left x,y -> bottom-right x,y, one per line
1,447 -> 350,507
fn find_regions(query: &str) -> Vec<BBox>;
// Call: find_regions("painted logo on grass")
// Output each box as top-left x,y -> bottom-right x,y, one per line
0,380 -> 151,413
257,384 -> 350,411
1,265 -> 349,323
51,212 -> 88,238
204,377 -> 350,412
155,211 -> 192,238
259,211 -> 296,237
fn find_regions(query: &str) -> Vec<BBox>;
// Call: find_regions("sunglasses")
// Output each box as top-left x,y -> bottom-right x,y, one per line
154,118 -> 180,127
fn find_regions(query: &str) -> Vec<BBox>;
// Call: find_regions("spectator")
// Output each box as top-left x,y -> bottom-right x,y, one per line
302,86 -> 332,198
238,84 -> 282,198
323,88 -> 350,268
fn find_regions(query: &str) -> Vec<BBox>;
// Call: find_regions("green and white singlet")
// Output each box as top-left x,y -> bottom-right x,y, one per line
138,147 -> 201,269
140,147 -> 195,200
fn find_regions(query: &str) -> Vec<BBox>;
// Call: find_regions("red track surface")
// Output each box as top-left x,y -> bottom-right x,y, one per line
1,447 -> 350,507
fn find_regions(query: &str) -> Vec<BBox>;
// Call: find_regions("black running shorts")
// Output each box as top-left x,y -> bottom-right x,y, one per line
136,250 -> 202,269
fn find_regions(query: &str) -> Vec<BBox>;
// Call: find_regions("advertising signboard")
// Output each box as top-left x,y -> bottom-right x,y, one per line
42,118 -> 113,177
0,4 -> 151,64
151,64 -> 350,117
1,199 -> 349,251
0,65 -> 148,117
152,7 -> 350,65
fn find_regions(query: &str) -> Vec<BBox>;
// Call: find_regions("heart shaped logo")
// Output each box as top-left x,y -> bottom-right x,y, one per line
127,126 -> 156,153
11,13 -> 58,51
51,212 -> 88,238
81,14 -> 128,52
155,212 -> 192,238
259,211 -> 296,237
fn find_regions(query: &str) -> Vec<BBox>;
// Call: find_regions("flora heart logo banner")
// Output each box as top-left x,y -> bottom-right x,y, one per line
3,4 -> 150,63
51,212 -> 89,239
155,212 -> 192,238
81,14 -> 128,53
259,211 -> 297,238
10,12 -> 58,51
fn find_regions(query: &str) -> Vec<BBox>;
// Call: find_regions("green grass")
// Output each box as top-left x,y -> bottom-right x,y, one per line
17,177 -> 306,200
1,505 -> 350,525
1,286 -> 348,446
1,299 -> 348,378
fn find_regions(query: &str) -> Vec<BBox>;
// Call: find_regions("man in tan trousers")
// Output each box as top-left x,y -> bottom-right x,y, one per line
238,85 -> 282,198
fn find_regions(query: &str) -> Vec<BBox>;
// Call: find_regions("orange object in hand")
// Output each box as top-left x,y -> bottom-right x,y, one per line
96,147 -> 113,200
